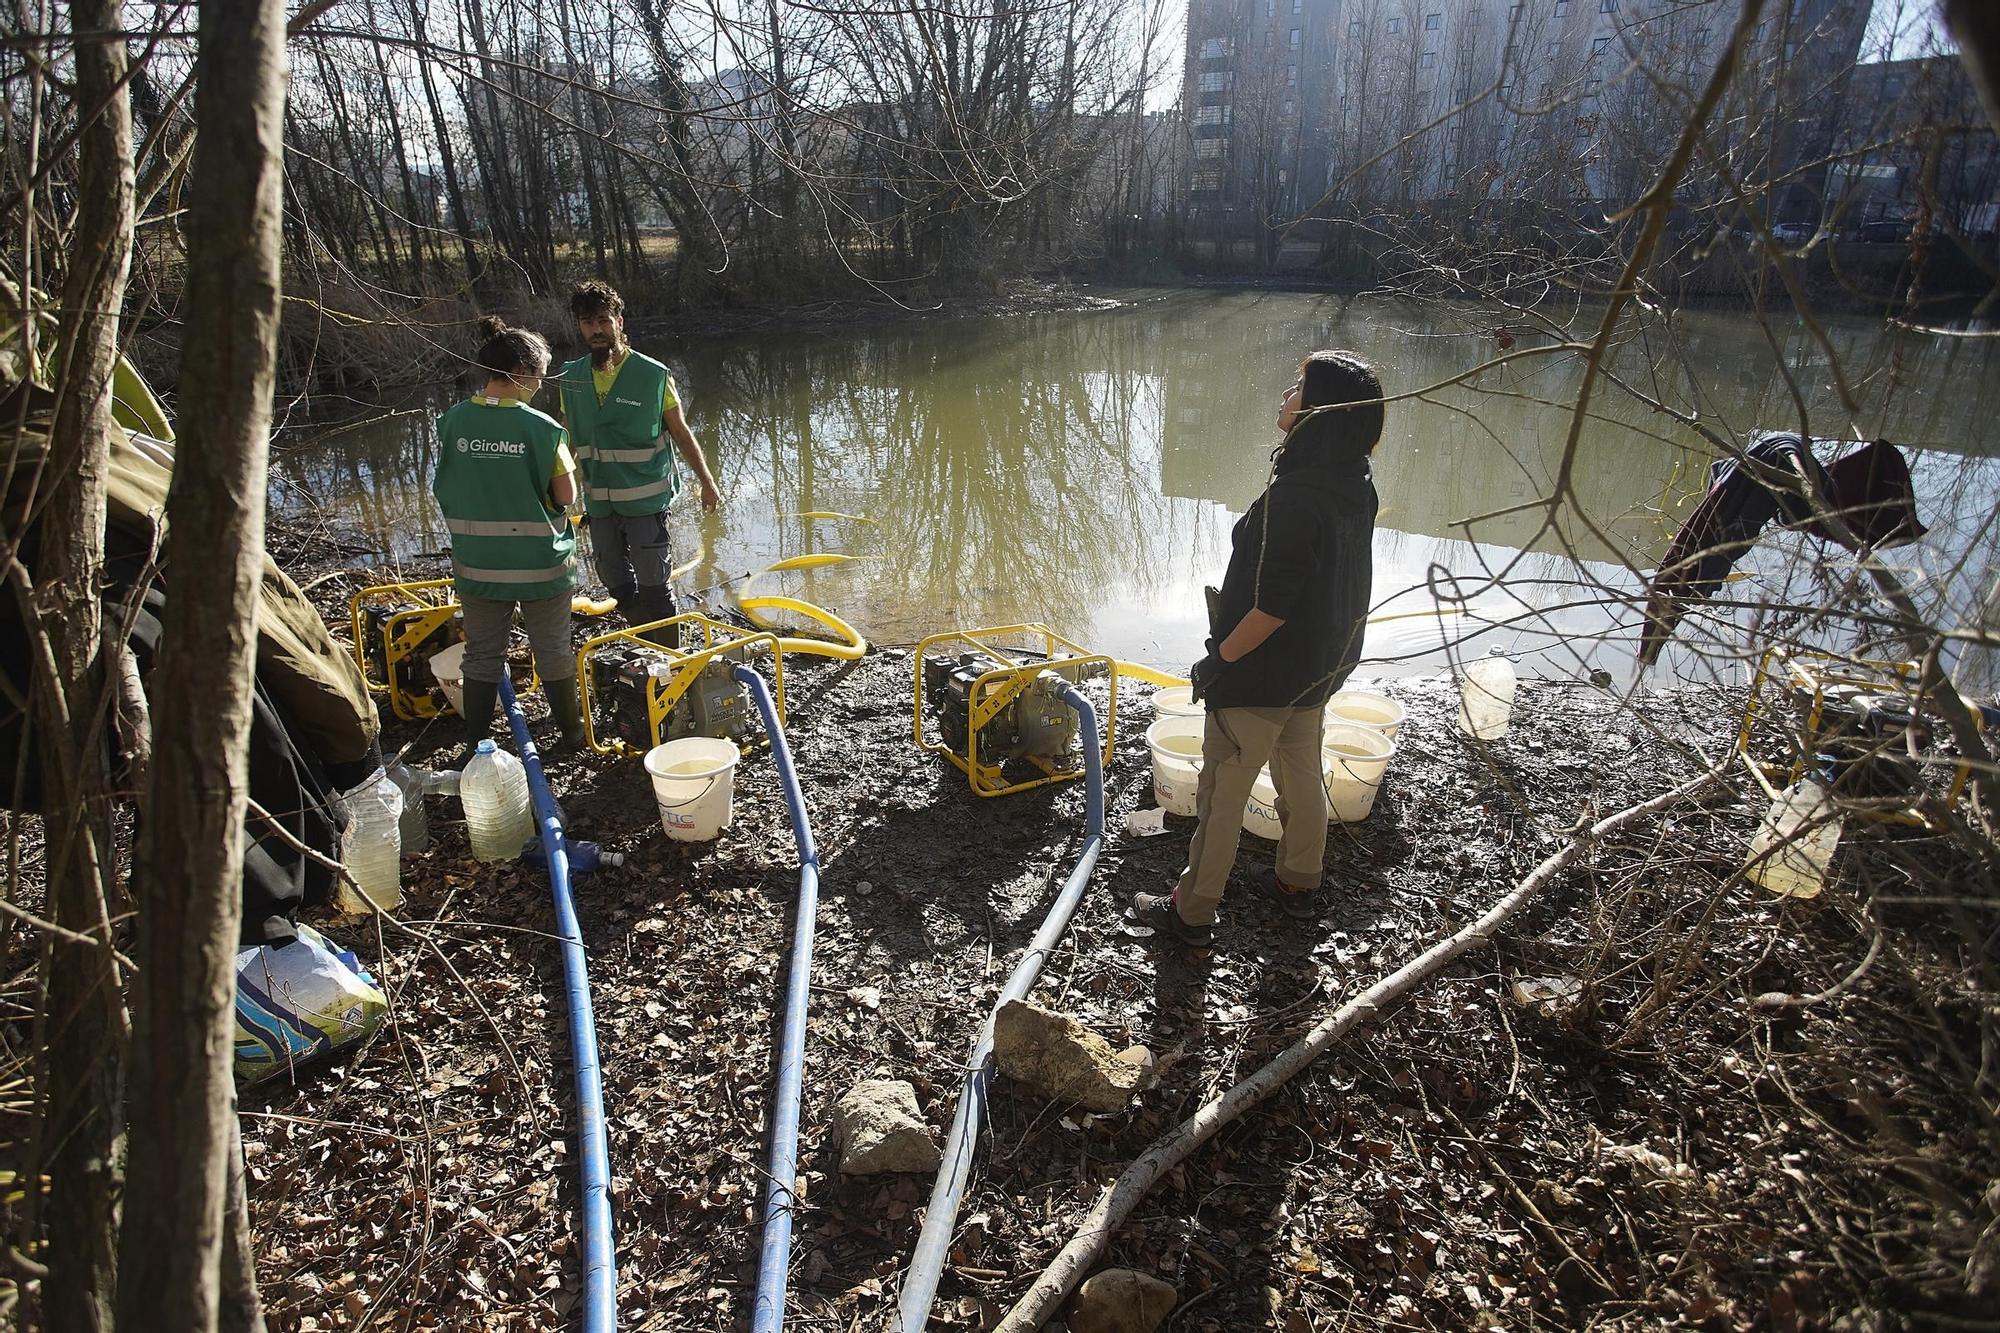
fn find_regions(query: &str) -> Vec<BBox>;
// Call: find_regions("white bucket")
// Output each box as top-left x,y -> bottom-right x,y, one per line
1325,688 -> 1405,740
1144,715 -> 1206,816
1150,685 -> 1203,719
429,642 -> 466,715
1243,768 -> 1282,840
1323,723 -> 1397,822
643,737 -> 741,842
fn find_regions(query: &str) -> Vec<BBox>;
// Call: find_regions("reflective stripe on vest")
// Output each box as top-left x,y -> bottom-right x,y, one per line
452,553 -> 576,584
586,474 -> 676,503
578,438 -> 666,464
446,516 -> 562,538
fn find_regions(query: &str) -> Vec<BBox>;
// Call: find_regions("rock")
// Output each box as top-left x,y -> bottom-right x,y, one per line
993,1000 -> 1150,1114
832,1079 -> 939,1175
1069,1268 -> 1177,1333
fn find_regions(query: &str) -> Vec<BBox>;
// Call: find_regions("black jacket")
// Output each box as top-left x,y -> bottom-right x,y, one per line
1202,428 -> 1378,710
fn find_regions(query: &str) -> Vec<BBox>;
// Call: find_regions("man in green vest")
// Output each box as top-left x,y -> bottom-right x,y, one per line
558,280 -> 720,633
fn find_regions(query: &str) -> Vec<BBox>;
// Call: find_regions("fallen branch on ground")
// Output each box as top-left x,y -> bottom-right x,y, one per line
992,761 -> 1730,1333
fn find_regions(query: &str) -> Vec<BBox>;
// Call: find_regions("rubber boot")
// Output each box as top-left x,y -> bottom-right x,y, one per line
546,675 -> 586,750
631,584 -> 680,648
460,677 -> 501,751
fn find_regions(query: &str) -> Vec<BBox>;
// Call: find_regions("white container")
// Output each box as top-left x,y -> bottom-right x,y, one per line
1456,647 -> 1517,739
1243,768 -> 1283,840
1326,688 -> 1406,740
644,737 -> 741,842
1323,723 -> 1397,822
1745,777 -> 1841,899
1150,685 -> 1203,719
461,739 -> 533,863
429,642 -> 467,715
1144,715 -> 1207,816
336,767 -> 403,912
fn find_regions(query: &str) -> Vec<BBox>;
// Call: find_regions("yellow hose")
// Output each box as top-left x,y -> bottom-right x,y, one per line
738,593 -> 869,660
793,510 -> 877,524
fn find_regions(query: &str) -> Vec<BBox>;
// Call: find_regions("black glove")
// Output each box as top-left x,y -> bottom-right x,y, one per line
1188,652 -> 1224,703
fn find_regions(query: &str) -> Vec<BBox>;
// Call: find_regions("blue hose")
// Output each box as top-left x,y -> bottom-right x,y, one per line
735,663 -> 822,1333
499,674 -> 618,1333
897,683 -> 1104,1330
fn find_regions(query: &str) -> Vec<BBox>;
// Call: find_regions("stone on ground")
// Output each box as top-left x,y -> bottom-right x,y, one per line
1068,1268 -> 1177,1333
993,1000 -> 1151,1114
832,1079 -> 939,1175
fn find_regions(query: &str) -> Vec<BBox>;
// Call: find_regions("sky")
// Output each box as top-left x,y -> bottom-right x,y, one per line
1864,0 -> 1955,63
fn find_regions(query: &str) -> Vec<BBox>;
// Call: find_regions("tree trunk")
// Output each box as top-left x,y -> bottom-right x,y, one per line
27,1 -> 135,1325
116,3 -> 287,1329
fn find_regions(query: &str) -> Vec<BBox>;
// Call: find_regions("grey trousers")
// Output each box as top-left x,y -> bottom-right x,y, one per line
1174,704 -> 1328,926
588,510 -> 674,593
459,592 -> 576,685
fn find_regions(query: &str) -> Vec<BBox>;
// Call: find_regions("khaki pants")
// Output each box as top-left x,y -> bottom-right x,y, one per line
1174,705 -> 1328,926
460,592 -> 576,685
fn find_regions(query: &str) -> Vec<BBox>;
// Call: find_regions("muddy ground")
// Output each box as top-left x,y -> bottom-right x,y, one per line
239,573 -> 1997,1333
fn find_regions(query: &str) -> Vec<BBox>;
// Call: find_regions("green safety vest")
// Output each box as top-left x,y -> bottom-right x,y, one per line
557,350 -> 680,517
431,397 -> 578,602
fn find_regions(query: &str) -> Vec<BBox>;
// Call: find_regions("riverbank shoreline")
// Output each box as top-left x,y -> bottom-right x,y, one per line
234,569 -> 1996,1331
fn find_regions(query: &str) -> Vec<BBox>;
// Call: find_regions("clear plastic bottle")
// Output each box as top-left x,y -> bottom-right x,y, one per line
461,739 -> 533,863
1746,776 -> 1842,899
337,767 -> 403,912
423,769 -> 460,798
1456,646 -> 1518,739
385,760 -> 430,856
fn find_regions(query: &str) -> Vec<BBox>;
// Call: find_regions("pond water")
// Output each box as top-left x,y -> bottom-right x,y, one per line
275,290 -> 2000,689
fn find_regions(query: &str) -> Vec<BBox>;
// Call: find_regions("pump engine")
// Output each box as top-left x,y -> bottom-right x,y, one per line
587,642 -> 757,751
913,624 -> 1119,798
350,579 -> 465,721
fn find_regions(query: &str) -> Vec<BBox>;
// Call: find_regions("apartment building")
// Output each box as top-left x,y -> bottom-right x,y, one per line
1183,0 -> 1868,235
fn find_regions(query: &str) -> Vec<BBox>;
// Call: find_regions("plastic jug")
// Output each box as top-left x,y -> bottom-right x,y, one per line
423,768 -> 461,797
1745,776 -> 1842,899
461,740 -> 533,863
1456,647 -> 1517,739
336,767 -> 403,912
386,760 -> 431,856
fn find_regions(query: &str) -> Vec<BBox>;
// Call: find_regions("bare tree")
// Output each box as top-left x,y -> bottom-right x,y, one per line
117,2 -> 289,1328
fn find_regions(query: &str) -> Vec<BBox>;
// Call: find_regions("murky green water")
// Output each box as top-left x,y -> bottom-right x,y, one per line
275,290 -> 2000,686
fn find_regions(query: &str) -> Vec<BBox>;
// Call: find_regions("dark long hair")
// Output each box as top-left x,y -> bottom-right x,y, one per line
1276,350 -> 1384,462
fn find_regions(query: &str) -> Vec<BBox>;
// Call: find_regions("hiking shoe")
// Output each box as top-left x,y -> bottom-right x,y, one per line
1258,869 -> 1321,921
1128,891 -> 1214,948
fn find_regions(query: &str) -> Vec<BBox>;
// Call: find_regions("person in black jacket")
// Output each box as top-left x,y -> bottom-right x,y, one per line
1132,351 -> 1382,946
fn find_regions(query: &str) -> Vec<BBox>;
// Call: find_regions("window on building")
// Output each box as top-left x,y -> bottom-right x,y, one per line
1510,2 -> 1524,14
1348,19 -> 1361,35
1265,0 -> 1274,15
1292,0 -> 1303,12
1195,138 -> 1225,158
1194,104 -> 1225,125
1283,98 -> 1296,116
1199,70 -> 1233,92
1754,21 -> 1767,40
1199,36 -> 1232,58
1192,167 -> 1222,194
1286,62 -> 1298,85
1421,50 -> 1438,67
1599,0 -> 1615,11
1289,27 -> 1302,47
1554,0 -> 1569,15
1593,35 -> 1610,53
1426,11 -> 1442,28
1388,16 -> 1403,32
1586,76 -> 1601,94
1694,26 -> 1711,45
1545,39 -> 1558,54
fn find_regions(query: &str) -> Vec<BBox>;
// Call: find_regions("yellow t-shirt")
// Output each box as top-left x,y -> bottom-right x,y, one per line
591,347 -> 681,420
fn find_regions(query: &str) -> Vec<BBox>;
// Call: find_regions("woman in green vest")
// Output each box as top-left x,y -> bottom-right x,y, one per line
432,316 -> 586,750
